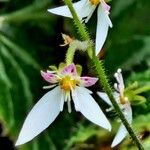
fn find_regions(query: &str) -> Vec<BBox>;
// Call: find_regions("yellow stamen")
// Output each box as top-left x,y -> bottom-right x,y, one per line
59,76 -> 77,91
89,0 -> 100,6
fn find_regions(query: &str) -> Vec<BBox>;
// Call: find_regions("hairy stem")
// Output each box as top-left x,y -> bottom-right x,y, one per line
65,44 -> 76,65
64,0 -> 144,149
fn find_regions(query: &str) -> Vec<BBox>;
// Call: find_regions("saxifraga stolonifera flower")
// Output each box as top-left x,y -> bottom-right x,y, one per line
16,63 -> 111,146
97,69 -> 132,147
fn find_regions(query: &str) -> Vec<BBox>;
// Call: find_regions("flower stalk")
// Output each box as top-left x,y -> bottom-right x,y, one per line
64,0 -> 144,149
63,34 -> 90,65
65,45 -> 76,65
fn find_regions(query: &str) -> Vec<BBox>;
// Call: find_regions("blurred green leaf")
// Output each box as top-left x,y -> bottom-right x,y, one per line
0,54 -> 12,88
121,36 -> 150,70
0,34 -> 40,69
127,69 -> 150,85
0,80 -> 14,129
112,0 -> 136,18
1,45 -> 33,108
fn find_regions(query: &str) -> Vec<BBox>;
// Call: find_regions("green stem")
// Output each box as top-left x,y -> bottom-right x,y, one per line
64,0 -> 144,149
65,44 -> 76,65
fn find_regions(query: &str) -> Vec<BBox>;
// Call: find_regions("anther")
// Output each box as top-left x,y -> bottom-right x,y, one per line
114,83 -> 118,90
114,73 -> 118,78
117,68 -> 122,73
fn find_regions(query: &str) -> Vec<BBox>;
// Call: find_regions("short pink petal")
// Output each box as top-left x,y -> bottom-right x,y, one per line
41,71 -> 58,84
61,64 -> 77,76
101,0 -> 111,13
80,77 -> 98,87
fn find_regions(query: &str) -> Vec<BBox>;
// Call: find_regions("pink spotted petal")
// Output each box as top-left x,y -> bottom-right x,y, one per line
41,71 -> 58,84
101,0 -> 111,13
61,64 -> 77,76
80,77 -> 98,87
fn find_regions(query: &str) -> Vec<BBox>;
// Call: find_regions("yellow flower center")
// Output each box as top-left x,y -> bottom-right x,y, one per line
89,0 -> 100,6
59,76 -> 78,91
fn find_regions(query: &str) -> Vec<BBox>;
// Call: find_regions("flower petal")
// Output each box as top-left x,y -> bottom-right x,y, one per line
41,71 -> 58,84
80,87 -> 93,94
48,0 -> 92,20
123,102 -> 132,124
48,5 -> 72,18
74,86 -> 111,131
71,89 -> 80,111
95,4 -> 112,55
16,87 -> 61,146
111,102 -> 132,147
101,2 -> 113,28
97,92 -> 120,106
81,0 -> 96,22
84,6 -> 96,23
97,92 -> 112,106
61,63 -> 77,76
111,124 -> 127,147
101,0 -> 111,12
80,77 -> 98,87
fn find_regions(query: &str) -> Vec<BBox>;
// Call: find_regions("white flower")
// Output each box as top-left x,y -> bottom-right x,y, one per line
97,69 -> 132,147
48,0 -> 112,55
16,63 -> 111,146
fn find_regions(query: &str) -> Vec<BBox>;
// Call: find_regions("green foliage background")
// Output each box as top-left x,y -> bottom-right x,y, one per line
0,0 -> 149,150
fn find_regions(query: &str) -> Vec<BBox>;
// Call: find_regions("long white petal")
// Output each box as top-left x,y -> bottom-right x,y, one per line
97,92 -> 112,106
48,0 -> 92,20
123,102 -> 132,124
111,124 -> 127,147
48,5 -> 72,18
75,86 -> 111,131
16,87 -> 61,146
111,102 -> 132,147
84,6 -> 95,23
95,4 -> 112,55
104,12 -> 112,28
101,1 -> 112,27
80,86 -> 93,94
82,1 -> 96,22
97,92 -> 120,106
